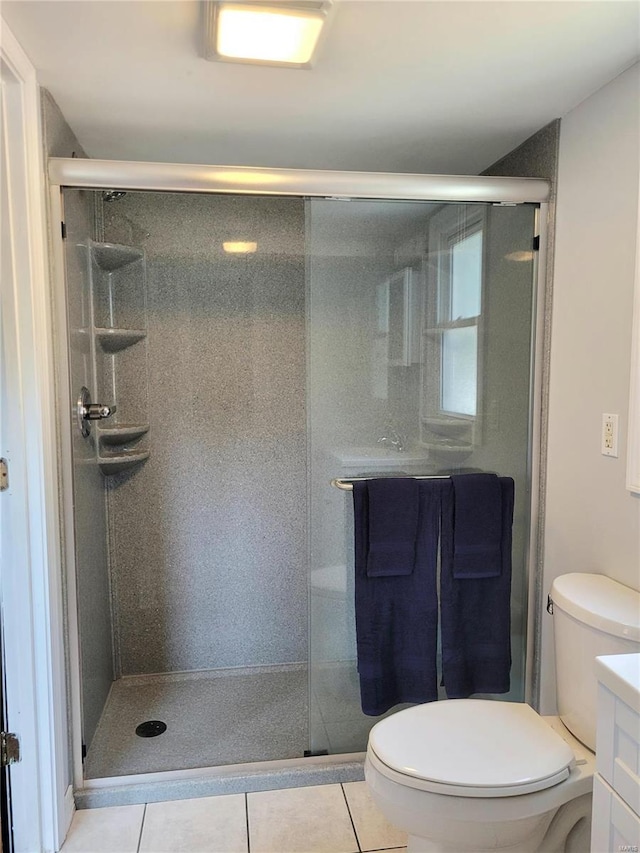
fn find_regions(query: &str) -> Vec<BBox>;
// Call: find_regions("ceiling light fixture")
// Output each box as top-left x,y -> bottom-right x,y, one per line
203,1 -> 332,68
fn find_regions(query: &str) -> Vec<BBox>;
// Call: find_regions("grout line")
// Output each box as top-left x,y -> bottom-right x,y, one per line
136,803 -> 147,853
340,783 -> 362,853
361,848 -> 408,852
245,792 -> 251,853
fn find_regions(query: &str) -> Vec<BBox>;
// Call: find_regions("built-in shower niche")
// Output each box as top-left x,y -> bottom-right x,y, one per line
89,241 -> 150,475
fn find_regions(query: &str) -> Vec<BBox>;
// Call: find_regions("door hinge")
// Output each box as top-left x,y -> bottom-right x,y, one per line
533,235 -> 540,251
0,458 -> 8,491
1,732 -> 20,767
61,221 -> 67,239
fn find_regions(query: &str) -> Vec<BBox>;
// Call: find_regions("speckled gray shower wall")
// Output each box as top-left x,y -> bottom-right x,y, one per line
103,193 -> 308,675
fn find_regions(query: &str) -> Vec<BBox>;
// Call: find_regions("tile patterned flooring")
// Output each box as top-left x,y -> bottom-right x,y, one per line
60,782 -> 407,853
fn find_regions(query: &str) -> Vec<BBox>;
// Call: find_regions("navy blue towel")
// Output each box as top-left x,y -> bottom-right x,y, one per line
366,478 -> 420,577
440,476 -> 514,699
451,473 -> 503,579
352,479 -> 442,716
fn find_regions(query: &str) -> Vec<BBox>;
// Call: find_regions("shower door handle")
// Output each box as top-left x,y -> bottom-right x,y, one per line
77,386 -> 116,437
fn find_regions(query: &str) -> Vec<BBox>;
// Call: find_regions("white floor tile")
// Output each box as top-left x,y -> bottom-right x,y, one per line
342,781 -> 407,852
60,804 -> 144,853
139,794 -> 248,853
248,784 -> 358,853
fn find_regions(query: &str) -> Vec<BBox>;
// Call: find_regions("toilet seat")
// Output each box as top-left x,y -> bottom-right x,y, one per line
368,700 -> 575,798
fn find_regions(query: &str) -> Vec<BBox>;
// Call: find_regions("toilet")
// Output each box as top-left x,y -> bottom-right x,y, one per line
365,573 -> 640,853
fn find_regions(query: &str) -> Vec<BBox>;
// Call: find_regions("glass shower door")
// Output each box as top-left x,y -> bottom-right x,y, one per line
306,198 -> 538,755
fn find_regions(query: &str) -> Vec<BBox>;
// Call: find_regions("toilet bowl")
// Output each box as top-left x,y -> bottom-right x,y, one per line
364,573 -> 640,853
365,701 -> 594,852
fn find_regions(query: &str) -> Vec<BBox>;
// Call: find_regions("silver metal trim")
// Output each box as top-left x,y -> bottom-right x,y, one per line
48,158 -> 550,203
524,202 -> 549,710
331,474 -> 451,492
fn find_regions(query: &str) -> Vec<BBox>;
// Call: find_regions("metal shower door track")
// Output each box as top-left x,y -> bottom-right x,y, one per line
48,158 -> 550,204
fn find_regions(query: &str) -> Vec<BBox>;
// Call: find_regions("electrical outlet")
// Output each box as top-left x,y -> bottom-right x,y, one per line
601,413 -> 619,457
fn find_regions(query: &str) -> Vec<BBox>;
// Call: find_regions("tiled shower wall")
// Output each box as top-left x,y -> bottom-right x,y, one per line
103,194 -> 308,675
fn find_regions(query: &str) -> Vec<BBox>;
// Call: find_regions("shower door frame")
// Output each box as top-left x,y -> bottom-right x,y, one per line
47,158 -> 550,797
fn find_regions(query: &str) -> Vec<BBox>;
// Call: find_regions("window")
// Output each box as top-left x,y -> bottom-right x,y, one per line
422,206 -> 485,441
439,225 -> 483,416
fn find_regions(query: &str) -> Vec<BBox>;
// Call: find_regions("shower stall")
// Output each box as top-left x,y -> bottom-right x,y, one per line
50,161 -> 548,802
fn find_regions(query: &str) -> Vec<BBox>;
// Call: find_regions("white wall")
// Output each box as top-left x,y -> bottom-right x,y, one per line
540,63 -> 640,713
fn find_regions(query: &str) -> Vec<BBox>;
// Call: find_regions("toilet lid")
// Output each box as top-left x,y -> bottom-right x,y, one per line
368,700 -> 575,797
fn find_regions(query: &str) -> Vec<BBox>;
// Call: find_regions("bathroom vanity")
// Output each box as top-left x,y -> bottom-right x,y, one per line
592,653 -> 640,851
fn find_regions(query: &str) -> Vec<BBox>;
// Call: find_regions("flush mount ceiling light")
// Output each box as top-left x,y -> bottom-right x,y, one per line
203,1 -> 332,68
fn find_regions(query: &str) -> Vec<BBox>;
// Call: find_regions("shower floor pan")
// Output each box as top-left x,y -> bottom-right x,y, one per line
84,663 -> 308,779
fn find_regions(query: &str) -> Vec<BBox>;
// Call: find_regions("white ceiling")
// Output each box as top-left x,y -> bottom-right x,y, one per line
3,0 -> 639,174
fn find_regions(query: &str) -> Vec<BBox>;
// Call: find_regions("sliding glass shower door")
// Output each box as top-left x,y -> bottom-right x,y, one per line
63,178 -> 541,778
306,198 -> 539,755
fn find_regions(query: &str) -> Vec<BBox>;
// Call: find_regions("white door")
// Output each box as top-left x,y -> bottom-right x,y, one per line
1,23 -> 73,852
0,74 -> 43,850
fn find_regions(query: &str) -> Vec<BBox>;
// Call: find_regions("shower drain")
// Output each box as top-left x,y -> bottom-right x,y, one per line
135,720 -> 167,738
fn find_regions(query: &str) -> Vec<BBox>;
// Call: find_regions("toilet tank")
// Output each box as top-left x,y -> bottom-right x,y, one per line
551,573 -> 640,752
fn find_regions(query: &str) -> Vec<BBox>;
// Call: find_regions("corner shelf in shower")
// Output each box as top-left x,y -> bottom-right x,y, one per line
84,238 -> 150,478
422,417 -> 472,440
423,442 -> 473,464
91,242 -> 144,271
95,328 -> 147,353
98,449 -> 150,476
98,424 -> 150,448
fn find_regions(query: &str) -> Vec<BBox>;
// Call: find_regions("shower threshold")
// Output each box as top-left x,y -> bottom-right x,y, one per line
77,750 -> 366,809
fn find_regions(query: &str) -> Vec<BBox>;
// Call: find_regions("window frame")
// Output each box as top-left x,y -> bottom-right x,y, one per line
421,205 -> 486,444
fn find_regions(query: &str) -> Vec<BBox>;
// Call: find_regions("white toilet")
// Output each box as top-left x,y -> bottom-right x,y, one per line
365,573 -> 640,853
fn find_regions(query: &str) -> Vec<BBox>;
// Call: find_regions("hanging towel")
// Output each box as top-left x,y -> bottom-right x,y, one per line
440,476 -> 514,699
353,479 -> 441,716
450,473 -> 503,579
366,477 -> 420,577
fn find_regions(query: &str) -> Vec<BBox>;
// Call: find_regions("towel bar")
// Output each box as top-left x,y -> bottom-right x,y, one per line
331,475 -> 450,491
